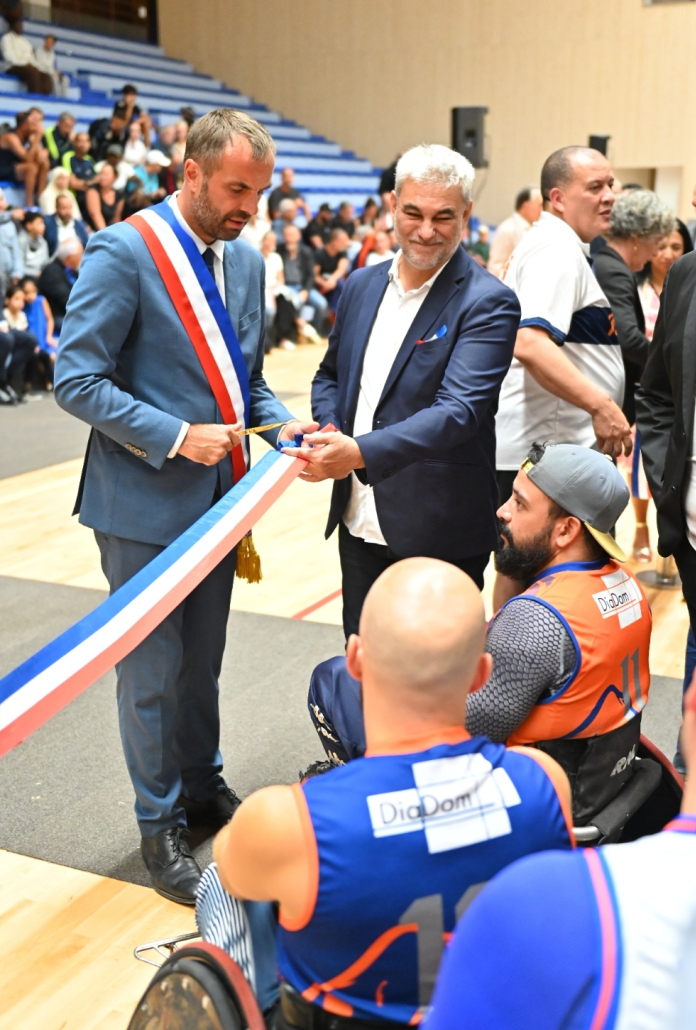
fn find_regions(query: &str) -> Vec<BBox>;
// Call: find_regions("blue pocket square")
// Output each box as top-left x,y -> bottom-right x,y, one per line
416,325 -> 447,345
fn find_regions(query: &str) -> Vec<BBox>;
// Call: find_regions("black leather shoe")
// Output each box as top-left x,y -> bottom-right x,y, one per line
140,827 -> 201,905
178,784 -> 241,830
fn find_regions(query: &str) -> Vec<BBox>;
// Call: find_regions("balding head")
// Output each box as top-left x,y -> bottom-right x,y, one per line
356,557 -> 486,697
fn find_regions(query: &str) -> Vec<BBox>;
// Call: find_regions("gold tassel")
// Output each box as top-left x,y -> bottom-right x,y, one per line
236,532 -> 262,583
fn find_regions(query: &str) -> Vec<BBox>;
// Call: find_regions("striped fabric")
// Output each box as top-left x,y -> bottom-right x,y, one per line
196,862 -> 257,991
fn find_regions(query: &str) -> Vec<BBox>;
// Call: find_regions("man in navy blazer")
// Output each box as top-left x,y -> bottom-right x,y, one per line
55,110 -> 315,905
297,145 -> 520,638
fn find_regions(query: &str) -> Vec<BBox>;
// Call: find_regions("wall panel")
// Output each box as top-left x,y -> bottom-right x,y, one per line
158,0 -> 696,224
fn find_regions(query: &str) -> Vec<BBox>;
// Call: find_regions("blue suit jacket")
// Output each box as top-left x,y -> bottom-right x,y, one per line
311,247 -> 520,559
54,222 -> 294,546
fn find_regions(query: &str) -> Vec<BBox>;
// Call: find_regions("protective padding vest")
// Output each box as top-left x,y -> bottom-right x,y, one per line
506,559 -> 651,745
276,733 -> 572,1025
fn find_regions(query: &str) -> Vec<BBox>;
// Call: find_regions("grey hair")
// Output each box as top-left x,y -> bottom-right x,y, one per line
608,190 -> 675,241
54,237 -> 83,261
184,108 -> 276,170
278,198 -> 296,212
395,144 -> 475,204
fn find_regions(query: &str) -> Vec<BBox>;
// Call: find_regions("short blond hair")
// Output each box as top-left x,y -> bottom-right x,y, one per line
185,108 -> 275,170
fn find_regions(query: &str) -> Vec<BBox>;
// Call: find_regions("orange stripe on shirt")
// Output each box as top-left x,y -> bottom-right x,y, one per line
278,783 -> 320,931
510,745 -> 575,846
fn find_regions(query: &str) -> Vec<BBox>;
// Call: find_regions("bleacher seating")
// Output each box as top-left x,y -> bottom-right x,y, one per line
0,18 -> 381,213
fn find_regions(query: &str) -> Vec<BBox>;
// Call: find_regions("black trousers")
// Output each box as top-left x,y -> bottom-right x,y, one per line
338,522 -> 490,640
674,536 -> 696,637
0,328 -> 35,389
496,469 -> 517,507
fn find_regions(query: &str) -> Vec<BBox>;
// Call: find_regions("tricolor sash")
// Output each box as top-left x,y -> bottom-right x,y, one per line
128,199 -> 250,484
0,451 -> 305,759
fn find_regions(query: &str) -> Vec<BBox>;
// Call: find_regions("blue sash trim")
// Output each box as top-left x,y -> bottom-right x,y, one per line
150,199 -> 251,423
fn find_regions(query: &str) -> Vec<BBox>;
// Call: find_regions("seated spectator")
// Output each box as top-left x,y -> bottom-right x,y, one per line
271,197 -> 298,238
61,132 -> 97,219
123,119 -> 148,167
39,166 -> 81,219
0,187 -> 24,295
4,281 -> 51,391
33,34 -> 68,98
240,210 -> 271,250
0,17 -> 53,95
260,229 -> 283,350
302,202 -> 333,251
425,674 -> 696,1030
153,123 -> 175,158
198,559 -> 573,1024
0,107 -> 49,206
21,274 -> 57,362
470,224 -> 490,266
44,193 -> 89,255
267,166 -> 311,221
331,200 -> 356,238
360,196 -> 379,227
94,143 -> 133,191
308,444 -> 652,827
346,223 -> 370,264
38,237 -> 82,333
85,163 -> 124,231
364,228 -> 395,266
130,150 -> 169,202
277,223 -> 329,338
0,303 -> 33,404
110,84 -> 150,149
43,111 -> 75,168
18,211 -> 49,276
314,227 -> 350,310
169,119 -> 188,171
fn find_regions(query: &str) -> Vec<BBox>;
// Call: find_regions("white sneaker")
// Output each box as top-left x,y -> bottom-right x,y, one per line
279,339 -> 296,351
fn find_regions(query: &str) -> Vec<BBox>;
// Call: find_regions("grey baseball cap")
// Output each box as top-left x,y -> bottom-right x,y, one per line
521,444 -> 630,562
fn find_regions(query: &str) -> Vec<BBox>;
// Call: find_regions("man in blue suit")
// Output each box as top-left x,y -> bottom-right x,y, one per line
55,110 -> 315,904
297,144 -> 521,638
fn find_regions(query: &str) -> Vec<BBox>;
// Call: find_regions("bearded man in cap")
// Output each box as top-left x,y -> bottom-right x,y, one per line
308,442 -> 652,827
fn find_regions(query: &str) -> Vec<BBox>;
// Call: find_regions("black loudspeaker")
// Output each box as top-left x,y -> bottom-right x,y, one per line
589,135 -> 610,156
451,107 -> 488,168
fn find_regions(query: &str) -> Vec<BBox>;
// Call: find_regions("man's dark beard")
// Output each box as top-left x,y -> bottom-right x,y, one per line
494,519 -> 554,582
189,178 -> 248,241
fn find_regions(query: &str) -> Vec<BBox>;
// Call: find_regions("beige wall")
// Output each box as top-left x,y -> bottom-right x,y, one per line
158,0 -> 696,225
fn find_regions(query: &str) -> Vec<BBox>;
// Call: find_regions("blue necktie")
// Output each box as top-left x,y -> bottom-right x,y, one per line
202,246 -> 216,278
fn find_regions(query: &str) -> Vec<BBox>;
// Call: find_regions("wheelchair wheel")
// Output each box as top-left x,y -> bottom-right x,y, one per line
128,943 -> 265,1030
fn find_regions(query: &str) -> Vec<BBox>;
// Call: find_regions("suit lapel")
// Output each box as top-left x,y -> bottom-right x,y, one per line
222,243 -> 241,337
681,283 -> 696,437
345,265 -> 390,426
377,247 -> 469,407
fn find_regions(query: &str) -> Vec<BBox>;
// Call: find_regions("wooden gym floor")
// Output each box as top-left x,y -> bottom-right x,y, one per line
0,342 -> 688,1029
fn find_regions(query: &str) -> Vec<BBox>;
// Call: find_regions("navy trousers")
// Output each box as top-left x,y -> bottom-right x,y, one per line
308,655 -> 366,763
95,531 -> 236,837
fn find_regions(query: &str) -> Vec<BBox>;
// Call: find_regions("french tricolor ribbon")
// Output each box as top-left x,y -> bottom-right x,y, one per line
128,199 -> 251,484
0,450 -> 305,759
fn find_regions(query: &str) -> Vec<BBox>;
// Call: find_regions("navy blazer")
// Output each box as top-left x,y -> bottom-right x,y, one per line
311,247 -> 520,560
44,213 -> 89,256
55,222 -> 294,547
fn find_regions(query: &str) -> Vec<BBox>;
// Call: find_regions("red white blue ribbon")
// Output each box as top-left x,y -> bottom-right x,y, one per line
128,200 -> 251,483
0,451 -> 305,759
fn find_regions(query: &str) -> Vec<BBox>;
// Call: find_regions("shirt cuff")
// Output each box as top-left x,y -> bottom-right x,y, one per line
167,421 -> 190,458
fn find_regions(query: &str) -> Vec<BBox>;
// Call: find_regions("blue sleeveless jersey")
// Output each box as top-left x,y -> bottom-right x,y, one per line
276,733 -> 572,1024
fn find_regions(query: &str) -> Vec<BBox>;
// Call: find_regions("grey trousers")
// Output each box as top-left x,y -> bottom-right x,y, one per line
95,531 -> 236,838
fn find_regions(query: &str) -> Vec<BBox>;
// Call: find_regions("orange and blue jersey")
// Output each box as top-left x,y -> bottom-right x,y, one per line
506,558 -> 651,745
425,815 -> 696,1030
276,731 -> 573,1025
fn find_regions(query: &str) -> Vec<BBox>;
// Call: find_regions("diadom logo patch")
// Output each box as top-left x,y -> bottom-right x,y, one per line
366,752 -> 521,855
592,568 -> 642,628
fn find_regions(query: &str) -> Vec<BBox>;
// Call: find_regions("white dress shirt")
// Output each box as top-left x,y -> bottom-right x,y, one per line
343,252 -> 449,545
1,31 -> 37,68
166,192 -> 227,457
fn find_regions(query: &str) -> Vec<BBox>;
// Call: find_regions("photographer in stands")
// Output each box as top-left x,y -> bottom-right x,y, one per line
197,558 -> 574,1026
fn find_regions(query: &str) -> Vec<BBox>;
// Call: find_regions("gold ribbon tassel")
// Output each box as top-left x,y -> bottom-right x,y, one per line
236,532 -> 262,583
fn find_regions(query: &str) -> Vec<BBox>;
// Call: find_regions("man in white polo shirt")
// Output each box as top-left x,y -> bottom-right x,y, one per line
495,146 -> 632,606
